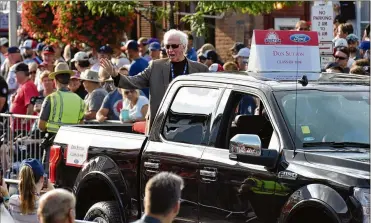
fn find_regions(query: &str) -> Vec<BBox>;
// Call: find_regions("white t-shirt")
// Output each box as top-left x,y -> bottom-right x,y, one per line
122,96 -> 149,121
7,64 -> 18,91
347,58 -> 355,68
0,53 -> 5,67
35,69 -> 43,92
91,63 -> 100,72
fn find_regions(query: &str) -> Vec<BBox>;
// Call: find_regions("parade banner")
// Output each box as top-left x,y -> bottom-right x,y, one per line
248,30 -> 321,77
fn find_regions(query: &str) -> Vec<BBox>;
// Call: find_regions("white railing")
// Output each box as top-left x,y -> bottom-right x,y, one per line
0,113 -> 122,180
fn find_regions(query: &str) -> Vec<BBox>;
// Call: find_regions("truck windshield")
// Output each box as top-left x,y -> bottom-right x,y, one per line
274,90 -> 370,148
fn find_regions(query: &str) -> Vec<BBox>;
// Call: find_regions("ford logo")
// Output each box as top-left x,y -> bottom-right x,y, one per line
290,34 -> 311,43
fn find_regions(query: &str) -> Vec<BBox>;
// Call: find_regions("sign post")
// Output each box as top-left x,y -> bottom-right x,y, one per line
311,3 -> 334,69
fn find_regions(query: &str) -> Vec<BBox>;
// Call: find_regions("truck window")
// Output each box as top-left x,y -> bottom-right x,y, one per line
212,91 -> 275,149
162,87 -> 220,145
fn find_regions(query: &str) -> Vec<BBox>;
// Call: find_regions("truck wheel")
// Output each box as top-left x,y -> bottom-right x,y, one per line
84,201 -> 122,223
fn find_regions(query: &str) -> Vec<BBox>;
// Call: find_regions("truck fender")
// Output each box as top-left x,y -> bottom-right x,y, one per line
280,184 -> 351,223
73,155 -> 129,222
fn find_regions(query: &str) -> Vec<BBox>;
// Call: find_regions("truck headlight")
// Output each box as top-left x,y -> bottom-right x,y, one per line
354,188 -> 370,223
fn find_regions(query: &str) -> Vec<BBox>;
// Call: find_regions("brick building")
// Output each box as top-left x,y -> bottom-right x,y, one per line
133,2 -> 311,62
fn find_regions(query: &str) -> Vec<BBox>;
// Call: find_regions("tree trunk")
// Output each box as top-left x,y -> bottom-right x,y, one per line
169,1 -> 175,29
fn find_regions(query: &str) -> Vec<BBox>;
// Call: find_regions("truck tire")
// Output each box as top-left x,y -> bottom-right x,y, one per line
84,201 -> 122,223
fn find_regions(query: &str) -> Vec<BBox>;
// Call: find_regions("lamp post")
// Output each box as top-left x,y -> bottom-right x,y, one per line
9,1 -> 18,46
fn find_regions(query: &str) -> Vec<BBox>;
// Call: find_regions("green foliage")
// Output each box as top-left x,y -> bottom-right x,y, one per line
76,1 -> 299,36
181,1 -> 299,36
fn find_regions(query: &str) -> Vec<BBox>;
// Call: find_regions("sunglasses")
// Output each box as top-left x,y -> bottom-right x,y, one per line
29,71 -> 36,75
297,27 -> 309,31
165,44 -> 180,49
334,56 -> 347,60
124,90 -> 135,95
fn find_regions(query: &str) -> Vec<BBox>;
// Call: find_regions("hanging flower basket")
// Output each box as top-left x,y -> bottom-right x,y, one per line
52,2 -> 136,48
21,2 -> 55,40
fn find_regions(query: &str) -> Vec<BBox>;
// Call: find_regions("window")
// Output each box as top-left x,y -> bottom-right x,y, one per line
212,90 -> 275,150
275,90 -> 370,146
162,87 -> 221,145
228,92 -> 274,149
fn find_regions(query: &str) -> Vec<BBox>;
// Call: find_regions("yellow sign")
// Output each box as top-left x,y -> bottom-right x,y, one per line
301,126 -> 311,134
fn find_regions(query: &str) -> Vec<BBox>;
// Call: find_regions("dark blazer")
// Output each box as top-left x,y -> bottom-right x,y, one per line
114,58 -> 209,131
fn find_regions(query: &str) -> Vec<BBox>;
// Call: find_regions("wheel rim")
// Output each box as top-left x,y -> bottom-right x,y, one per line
93,217 -> 108,223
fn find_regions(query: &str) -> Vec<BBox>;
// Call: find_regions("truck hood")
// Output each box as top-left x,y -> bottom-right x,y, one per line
286,150 -> 370,188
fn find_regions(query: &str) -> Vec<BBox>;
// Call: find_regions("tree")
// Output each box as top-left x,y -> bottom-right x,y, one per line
181,1 -> 299,36
86,1 -> 299,36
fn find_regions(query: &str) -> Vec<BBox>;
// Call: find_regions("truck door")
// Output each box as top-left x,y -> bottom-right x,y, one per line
141,82 -> 224,222
199,88 -> 285,223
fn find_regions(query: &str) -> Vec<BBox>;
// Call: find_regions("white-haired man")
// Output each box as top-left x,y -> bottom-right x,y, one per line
37,189 -> 76,223
101,29 -> 208,132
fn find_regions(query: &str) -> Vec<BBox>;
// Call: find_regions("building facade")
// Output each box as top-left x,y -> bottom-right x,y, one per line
135,1 -> 370,62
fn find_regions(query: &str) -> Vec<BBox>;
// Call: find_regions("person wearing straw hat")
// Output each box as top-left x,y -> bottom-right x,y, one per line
80,69 -> 107,120
38,62 -> 85,133
38,62 -> 85,175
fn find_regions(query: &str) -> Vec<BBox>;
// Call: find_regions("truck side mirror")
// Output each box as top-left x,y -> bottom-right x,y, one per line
229,134 -> 279,169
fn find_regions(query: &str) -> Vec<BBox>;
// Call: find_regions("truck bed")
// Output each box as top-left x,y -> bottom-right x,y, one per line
52,124 -> 147,190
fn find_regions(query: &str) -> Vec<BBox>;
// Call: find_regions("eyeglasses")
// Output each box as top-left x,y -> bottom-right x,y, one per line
124,90 -> 135,95
334,56 -> 347,60
165,44 -> 180,49
29,71 -> 36,75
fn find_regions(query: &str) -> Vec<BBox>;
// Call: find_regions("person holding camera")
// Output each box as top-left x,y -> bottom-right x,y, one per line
9,158 -> 54,223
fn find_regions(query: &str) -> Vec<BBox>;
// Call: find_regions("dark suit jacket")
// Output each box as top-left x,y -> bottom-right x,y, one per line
113,58 -> 209,132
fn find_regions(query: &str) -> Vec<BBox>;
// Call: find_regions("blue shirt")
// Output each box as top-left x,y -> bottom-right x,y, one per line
101,89 -> 123,120
238,95 -> 257,115
359,41 -> 370,51
187,47 -> 197,61
129,57 -> 149,98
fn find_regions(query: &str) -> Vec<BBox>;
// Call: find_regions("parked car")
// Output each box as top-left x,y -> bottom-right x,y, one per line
49,72 -> 370,223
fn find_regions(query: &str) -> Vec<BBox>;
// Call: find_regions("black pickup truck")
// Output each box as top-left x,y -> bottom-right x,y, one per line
49,72 -> 370,223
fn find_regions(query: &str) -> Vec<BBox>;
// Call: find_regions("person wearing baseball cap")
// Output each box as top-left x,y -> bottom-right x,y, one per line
90,45 -> 113,72
40,45 -> 55,73
5,47 -> 23,95
203,50 -> 223,68
38,62 -> 85,140
346,34 -> 361,60
21,39 -> 39,65
233,47 -> 250,71
148,42 -> 161,60
71,51 -> 91,73
9,158 -> 54,223
137,37 -> 151,61
122,40 -> 149,98
9,62 -> 39,131
97,45 -> 113,60
80,69 -> 107,120
230,42 -> 245,58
